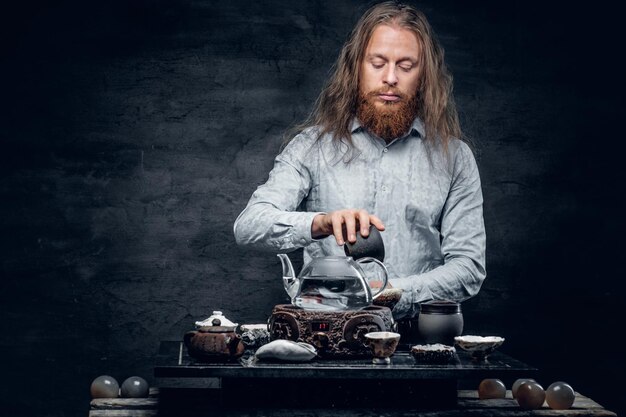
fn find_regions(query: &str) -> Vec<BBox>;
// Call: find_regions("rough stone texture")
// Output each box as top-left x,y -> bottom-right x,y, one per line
0,1 -> 624,416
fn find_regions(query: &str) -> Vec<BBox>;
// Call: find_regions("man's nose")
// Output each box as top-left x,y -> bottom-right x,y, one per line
383,66 -> 398,86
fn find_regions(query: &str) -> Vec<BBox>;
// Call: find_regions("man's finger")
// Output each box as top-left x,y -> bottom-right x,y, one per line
343,211 -> 358,244
357,209 -> 371,236
370,214 -> 385,231
331,214 -> 345,245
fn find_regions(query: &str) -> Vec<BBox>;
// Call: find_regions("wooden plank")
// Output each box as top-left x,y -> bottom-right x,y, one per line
135,409 -> 616,417
89,389 -> 617,417
88,410 -> 158,417
455,390 -> 617,417
89,407 -> 616,416
90,398 -> 158,410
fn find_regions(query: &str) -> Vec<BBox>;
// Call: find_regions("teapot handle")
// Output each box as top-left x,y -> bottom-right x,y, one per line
356,257 -> 389,298
184,330 -> 198,348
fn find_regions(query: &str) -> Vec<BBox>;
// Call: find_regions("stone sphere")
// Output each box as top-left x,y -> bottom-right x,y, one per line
512,378 -> 536,398
120,376 -> 150,398
90,375 -> 119,398
546,381 -> 575,410
478,378 -> 506,399
516,381 -> 546,410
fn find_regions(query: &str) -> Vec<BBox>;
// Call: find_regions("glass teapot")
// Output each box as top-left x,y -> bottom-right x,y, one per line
277,254 -> 388,311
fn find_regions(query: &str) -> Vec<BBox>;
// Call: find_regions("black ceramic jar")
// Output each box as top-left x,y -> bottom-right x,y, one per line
417,300 -> 463,346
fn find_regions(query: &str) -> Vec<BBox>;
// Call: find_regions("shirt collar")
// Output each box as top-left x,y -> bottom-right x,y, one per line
350,117 -> 426,139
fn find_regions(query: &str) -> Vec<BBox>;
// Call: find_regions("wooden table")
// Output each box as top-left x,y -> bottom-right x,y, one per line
154,340 -> 540,410
153,340 -> 537,382
88,341 -> 617,416
89,389 -> 617,417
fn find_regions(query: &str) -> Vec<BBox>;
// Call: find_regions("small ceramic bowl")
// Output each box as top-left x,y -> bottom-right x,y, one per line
364,331 -> 401,364
454,335 -> 505,360
410,343 -> 457,364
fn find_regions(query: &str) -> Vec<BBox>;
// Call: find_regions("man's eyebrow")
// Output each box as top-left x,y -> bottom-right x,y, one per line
366,53 -> 418,64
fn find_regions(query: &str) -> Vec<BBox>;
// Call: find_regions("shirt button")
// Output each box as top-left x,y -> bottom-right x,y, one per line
381,186 -> 388,192
382,148 -> 388,153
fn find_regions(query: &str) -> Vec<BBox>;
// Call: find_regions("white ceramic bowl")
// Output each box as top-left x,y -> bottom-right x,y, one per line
454,335 -> 505,360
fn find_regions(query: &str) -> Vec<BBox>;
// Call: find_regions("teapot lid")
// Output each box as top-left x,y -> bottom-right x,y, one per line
195,311 -> 238,332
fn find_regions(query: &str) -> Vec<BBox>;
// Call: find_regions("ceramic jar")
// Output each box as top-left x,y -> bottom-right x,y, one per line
417,301 -> 463,346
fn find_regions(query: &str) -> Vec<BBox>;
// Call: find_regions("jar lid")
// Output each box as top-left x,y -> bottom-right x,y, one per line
419,300 -> 461,315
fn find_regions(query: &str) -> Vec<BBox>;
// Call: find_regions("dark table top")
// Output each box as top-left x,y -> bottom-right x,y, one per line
153,341 -> 547,411
154,340 -> 537,381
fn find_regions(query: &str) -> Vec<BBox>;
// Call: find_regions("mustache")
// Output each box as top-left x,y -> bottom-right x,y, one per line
362,88 -> 407,101
366,88 -> 405,96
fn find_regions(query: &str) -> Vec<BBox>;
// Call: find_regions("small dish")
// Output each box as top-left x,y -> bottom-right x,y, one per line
410,343 -> 456,363
454,335 -> 505,360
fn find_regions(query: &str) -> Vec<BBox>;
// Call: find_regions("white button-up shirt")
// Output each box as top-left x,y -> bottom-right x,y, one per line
234,118 -> 486,318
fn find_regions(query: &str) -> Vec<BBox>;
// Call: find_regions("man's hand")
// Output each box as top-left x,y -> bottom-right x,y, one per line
311,209 -> 385,246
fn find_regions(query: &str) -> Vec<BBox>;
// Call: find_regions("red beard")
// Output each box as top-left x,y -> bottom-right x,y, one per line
356,89 -> 418,142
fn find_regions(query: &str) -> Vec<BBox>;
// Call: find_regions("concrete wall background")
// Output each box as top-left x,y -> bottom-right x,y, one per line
1,1 -> 624,416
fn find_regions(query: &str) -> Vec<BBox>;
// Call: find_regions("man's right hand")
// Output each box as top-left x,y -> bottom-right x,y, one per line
311,209 -> 385,246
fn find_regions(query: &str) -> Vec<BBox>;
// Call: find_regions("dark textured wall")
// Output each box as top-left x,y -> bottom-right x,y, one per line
1,1 -> 624,416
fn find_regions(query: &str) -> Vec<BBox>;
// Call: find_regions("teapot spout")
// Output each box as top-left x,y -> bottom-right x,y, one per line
277,254 -> 298,300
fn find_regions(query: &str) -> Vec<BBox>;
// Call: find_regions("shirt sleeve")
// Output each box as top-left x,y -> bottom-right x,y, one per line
391,142 -> 486,318
233,133 -> 324,252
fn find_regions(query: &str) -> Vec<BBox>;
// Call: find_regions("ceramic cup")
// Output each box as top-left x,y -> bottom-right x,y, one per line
364,331 -> 401,364
344,225 -> 385,262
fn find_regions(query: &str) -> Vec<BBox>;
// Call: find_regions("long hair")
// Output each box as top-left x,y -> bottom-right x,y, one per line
286,1 -> 462,154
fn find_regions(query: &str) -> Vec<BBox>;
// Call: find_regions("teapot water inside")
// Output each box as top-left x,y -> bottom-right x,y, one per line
294,276 -> 370,311
278,254 -> 388,312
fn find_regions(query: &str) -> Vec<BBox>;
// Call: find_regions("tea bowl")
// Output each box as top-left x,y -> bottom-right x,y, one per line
454,335 -> 505,360
364,331 -> 401,364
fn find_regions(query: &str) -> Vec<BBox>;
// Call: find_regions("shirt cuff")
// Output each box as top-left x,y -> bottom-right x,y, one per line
388,276 -> 434,319
292,211 -> 326,247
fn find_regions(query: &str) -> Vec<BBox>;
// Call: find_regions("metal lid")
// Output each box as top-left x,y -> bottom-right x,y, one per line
419,300 -> 461,315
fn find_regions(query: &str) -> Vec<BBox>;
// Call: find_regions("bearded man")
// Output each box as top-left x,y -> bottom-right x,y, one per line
233,1 -> 486,319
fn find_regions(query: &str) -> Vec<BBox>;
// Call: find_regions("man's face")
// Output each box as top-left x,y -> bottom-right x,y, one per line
357,24 -> 421,141
360,24 -> 421,108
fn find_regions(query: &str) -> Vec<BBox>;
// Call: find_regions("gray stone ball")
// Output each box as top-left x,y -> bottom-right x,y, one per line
90,375 -> 120,398
120,376 -> 150,398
